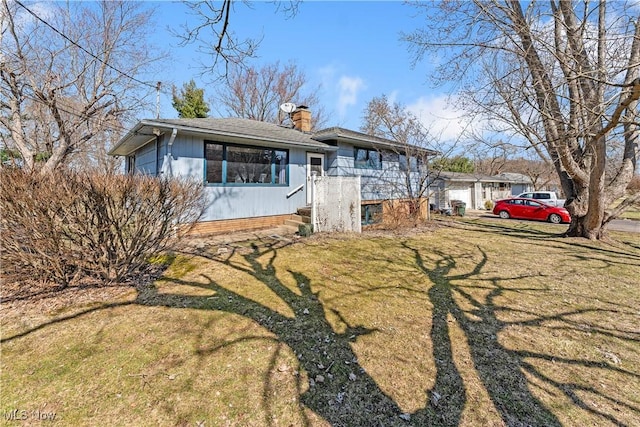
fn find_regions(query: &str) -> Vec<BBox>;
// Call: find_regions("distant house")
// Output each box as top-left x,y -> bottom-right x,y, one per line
429,171 -> 533,210
109,107 -> 436,233
494,172 -> 534,195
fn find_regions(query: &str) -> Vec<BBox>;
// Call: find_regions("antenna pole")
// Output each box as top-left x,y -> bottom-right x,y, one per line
156,81 -> 161,119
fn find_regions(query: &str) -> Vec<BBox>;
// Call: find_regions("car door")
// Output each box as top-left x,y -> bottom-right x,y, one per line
522,200 -> 546,220
508,199 -> 527,218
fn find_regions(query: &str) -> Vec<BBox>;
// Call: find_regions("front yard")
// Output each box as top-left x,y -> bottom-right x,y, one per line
1,219 -> 639,426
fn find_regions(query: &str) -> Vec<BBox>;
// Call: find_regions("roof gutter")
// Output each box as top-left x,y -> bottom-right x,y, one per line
143,121 -> 338,151
108,121 -> 146,156
167,127 -> 177,156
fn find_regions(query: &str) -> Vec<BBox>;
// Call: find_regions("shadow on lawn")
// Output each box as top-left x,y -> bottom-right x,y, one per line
4,229 -> 638,426
404,243 -> 561,426
457,218 -> 640,268
125,234 -> 640,426
134,234 -> 638,426
135,239 -> 441,426
401,241 -> 640,426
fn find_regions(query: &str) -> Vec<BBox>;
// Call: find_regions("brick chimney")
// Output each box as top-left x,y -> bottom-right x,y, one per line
292,105 -> 311,132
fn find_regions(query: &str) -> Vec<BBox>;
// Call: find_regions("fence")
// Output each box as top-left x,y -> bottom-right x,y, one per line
312,176 -> 361,233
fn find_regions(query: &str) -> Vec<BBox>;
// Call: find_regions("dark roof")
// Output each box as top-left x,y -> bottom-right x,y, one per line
154,118 -> 328,146
495,172 -> 533,184
109,118 -> 332,156
109,118 -> 438,157
313,127 -> 438,155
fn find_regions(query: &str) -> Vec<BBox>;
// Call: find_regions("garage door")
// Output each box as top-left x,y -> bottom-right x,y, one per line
448,188 -> 472,207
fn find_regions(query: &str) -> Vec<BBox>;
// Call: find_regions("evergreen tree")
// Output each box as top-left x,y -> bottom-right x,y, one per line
172,80 -> 210,118
431,156 -> 475,173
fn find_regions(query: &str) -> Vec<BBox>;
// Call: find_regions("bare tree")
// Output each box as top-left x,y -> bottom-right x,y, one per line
178,1 -> 300,78
361,95 -> 438,222
505,155 -> 559,192
405,1 -> 640,239
216,61 -> 327,129
0,0 -> 161,174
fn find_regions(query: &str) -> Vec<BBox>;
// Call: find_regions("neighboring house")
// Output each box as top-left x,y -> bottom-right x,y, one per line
429,171 -> 532,210
494,172 -> 534,195
109,107 -> 436,233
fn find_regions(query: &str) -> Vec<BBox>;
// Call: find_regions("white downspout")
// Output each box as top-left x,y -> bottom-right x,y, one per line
166,128 -> 177,177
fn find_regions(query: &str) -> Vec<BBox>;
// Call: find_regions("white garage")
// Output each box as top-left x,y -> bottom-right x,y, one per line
448,187 -> 472,207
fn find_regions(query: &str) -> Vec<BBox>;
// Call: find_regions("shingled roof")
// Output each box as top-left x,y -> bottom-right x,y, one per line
109,117 -> 332,156
109,117 -> 437,157
312,127 -> 437,155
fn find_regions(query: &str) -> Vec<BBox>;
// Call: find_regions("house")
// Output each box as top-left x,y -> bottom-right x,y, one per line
109,107 -> 436,233
429,171 -> 532,211
494,172 -> 534,195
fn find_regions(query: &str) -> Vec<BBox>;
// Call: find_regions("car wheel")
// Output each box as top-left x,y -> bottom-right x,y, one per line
499,210 -> 510,219
548,213 -> 562,224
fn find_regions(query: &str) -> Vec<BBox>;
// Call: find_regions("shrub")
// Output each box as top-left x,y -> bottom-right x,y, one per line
484,200 -> 494,210
378,198 -> 427,229
0,169 -> 206,286
627,175 -> 640,192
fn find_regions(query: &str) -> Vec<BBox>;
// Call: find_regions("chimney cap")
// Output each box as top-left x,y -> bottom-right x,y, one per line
295,105 -> 309,110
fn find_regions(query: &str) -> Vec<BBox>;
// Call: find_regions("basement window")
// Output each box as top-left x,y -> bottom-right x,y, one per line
361,203 -> 383,225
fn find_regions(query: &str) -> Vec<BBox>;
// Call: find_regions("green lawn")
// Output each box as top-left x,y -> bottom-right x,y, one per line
611,197 -> 640,220
2,219 -> 639,426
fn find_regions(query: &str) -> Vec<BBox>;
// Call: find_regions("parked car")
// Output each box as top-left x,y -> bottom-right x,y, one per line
515,191 -> 565,207
493,198 -> 571,224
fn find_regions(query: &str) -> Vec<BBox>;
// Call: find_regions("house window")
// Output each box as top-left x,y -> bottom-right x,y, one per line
386,151 -> 400,163
399,154 -> 419,172
127,155 -> 136,174
361,203 -> 383,224
205,141 -> 288,185
354,147 -> 382,169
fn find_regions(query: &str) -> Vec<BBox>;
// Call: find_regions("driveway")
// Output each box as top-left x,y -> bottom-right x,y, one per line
467,211 -> 639,233
608,219 -> 640,233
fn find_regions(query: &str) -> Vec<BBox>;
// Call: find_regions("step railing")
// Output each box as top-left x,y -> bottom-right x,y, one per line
286,184 -> 304,199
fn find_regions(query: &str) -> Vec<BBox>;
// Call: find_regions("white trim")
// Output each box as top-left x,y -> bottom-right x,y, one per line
306,152 -> 325,205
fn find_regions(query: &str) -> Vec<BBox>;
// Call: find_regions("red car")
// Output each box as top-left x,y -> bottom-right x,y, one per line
492,198 -> 571,224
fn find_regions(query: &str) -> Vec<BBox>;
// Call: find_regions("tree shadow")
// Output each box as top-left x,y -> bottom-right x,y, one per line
4,232 -> 638,426
402,241 -> 639,427
452,218 -> 640,268
1,301 -> 135,343
135,239 -> 444,426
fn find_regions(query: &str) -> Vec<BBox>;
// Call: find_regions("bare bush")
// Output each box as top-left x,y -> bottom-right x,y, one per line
0,170 -> 206,287
627,175 -> 640,192
377,199 -> 428,230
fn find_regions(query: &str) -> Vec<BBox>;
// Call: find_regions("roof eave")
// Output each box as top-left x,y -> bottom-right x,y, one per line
314,132 -> 437,156
109,120 -> 337,156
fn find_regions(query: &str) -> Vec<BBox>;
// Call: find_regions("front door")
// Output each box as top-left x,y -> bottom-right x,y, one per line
306,152 -> 325,205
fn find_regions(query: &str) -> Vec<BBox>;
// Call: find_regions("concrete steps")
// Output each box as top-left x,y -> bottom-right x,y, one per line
284,218 -> 304,228
282,208 -> 313,236
296,207 -> 312,222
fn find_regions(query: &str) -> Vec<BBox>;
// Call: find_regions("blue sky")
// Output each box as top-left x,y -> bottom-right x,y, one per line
150,1 -> 468,138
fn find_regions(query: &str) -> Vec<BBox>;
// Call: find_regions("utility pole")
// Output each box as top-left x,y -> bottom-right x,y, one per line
156,81 -> 161,119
